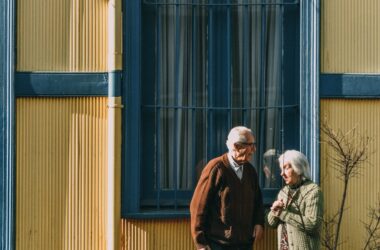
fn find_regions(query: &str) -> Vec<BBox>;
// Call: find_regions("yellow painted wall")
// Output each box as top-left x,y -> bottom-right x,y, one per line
321,0 -> 380,73
320,99 -> 380,250
121,219 -> 278,250
16,97 -> 279,250
17,0 -> 122,72
16,97 -> 108,250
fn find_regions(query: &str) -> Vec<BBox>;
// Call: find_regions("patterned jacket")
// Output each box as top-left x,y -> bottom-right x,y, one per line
267,180 -> 323,250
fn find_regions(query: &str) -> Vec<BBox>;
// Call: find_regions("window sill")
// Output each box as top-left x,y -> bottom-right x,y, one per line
123,210 -> 190,219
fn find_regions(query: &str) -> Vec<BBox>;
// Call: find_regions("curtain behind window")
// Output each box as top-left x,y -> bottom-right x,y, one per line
153,3 -> 283,191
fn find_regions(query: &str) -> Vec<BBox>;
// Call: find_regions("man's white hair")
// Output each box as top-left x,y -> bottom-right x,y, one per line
278,150 -> 311,181
226,126 -> 253,151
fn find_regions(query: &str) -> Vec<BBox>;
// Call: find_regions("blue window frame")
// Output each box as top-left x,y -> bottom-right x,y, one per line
123,0 -> 319,218
0,0 -> 16,247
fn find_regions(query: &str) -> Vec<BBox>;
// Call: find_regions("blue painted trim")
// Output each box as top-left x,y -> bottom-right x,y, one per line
320,74 -> 380,98
108,72 -> 122,97
173,4 -> 180,208
122,0 -> 141,216
0,0 -> 16,248
15,72 -> 111,97
299,0 -> 320,184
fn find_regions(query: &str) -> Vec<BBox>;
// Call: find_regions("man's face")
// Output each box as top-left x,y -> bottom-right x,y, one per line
232,133 -> 256,164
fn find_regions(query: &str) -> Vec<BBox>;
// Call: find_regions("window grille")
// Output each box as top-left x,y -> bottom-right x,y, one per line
138,0 -> 300,212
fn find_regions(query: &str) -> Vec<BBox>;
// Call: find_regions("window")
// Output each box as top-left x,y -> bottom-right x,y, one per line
124,0 -> 301,216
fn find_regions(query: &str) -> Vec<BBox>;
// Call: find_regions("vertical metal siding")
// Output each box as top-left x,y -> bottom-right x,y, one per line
16,97 -> 107,250
320,99 -> 380,250
17,0 -> 122,72
121,219 -> 277,250
321,0 -> 380,73
254,226 -> 277,250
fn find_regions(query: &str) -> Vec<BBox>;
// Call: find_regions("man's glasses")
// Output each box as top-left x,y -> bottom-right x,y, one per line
234,142 -> 257,149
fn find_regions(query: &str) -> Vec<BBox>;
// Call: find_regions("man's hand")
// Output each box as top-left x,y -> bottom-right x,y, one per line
253,224 -> 264,241
198,245 -> 211,250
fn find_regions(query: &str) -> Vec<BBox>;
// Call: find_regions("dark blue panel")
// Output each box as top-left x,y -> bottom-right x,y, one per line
320,74 -> 380,98
0,0 -> 15,249
208,6 -> 230,158
15,72 -> 111,96
283,3 -> 300,151
140,1 -> 158,209
262,189 -> 281,205
122,0 -> 142,216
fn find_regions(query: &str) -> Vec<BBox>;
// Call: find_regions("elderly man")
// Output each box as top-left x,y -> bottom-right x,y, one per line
190,126 -> 265,250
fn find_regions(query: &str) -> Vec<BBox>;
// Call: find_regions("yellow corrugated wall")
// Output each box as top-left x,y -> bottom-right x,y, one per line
120,219 -> 278,250
320,99 -> 380,250
17,0 -> 122,72
321,0 -> 380,73
16,97 -> 108,250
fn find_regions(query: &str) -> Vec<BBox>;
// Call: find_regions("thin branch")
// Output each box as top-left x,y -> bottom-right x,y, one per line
320,118 -> 373,250
363,196 -> 380,250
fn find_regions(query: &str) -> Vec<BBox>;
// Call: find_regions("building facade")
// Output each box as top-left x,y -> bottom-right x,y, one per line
0,0 -> 379,249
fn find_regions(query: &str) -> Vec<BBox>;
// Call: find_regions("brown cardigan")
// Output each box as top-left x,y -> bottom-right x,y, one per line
190,153 -> 265,249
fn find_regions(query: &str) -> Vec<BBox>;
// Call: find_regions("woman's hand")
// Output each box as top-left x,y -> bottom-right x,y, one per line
270,199 -> 284,216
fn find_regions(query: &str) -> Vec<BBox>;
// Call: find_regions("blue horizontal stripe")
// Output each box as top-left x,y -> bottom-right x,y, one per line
15,72 -> 110,97
320,73 -> 380,98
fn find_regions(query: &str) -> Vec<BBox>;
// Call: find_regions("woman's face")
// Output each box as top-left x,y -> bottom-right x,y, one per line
280,162 -> 300,185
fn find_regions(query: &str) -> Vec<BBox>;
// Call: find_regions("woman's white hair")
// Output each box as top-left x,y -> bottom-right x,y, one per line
226,126 -> 253,151
278,150 -> 311,181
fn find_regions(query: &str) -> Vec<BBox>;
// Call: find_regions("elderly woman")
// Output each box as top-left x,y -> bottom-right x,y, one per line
267,150 -> 323,250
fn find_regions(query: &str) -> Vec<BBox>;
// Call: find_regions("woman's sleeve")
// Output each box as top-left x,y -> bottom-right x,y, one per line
266,209 -> 281,228
266,190 -> 283,228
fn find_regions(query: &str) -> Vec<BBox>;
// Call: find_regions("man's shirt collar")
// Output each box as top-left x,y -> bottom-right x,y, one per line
227,153 -> 244,179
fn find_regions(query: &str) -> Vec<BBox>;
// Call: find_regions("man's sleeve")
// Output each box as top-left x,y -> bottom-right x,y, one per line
190,165 -> 219,249
252,186 -> 265,226
252,168 -> 265,226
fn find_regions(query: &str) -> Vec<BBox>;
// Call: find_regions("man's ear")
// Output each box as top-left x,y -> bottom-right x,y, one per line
226,140 -> 234,151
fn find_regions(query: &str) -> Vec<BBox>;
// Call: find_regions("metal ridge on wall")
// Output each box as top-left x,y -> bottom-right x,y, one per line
16,97 -> 108,250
